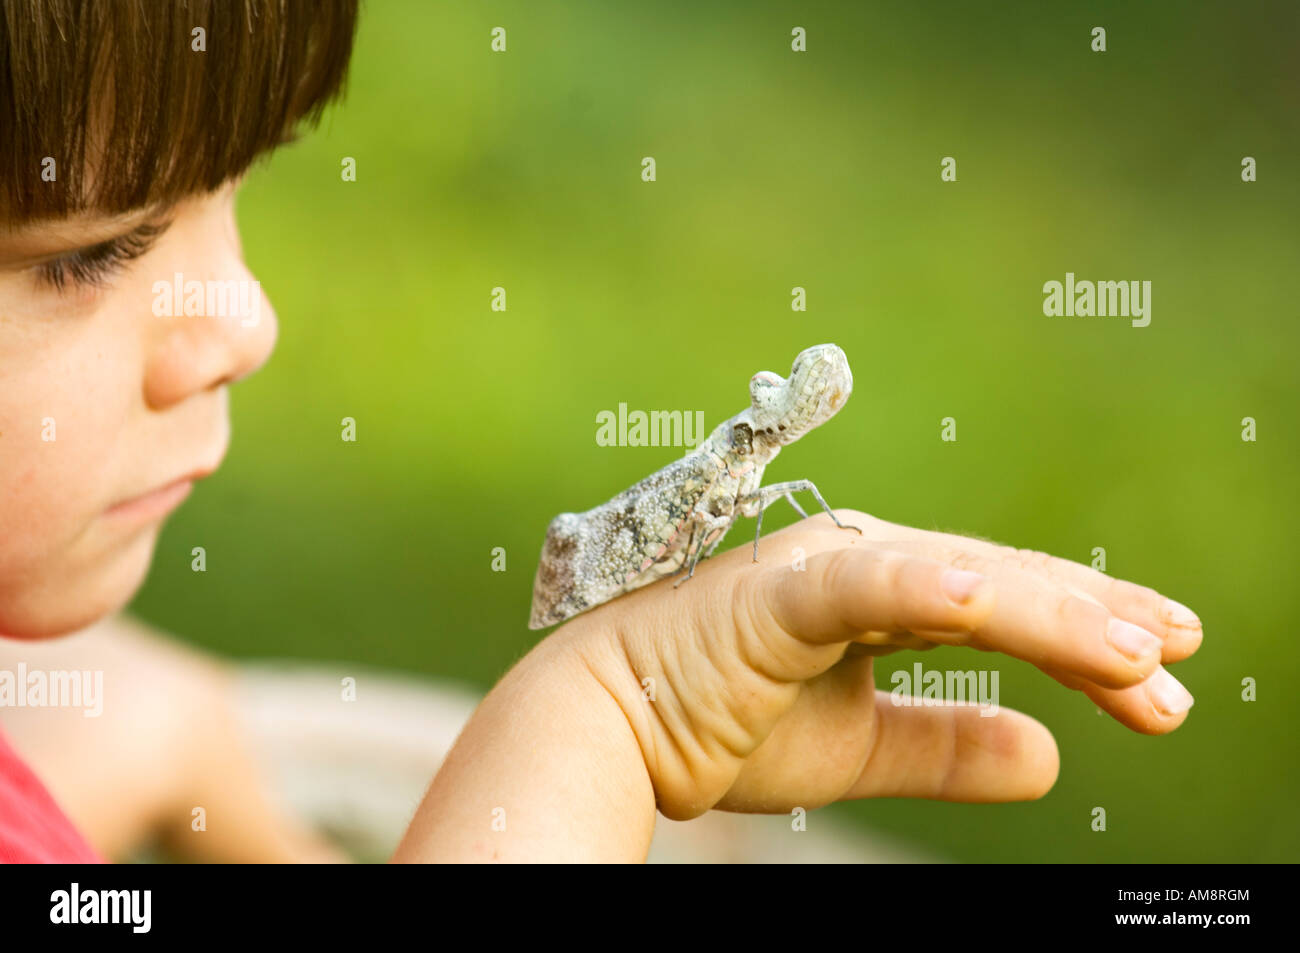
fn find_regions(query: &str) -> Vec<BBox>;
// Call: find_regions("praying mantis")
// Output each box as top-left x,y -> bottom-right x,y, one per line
529,343 -> 860,630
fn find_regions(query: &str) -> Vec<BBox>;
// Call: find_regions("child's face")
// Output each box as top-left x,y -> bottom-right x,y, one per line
0,184 -> 277,639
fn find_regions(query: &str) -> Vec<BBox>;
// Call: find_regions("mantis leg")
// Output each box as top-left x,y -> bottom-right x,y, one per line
668,523 -> 697,579
743,479 -> 863,563
701,521 -> 734,560
673,517 -> 731,587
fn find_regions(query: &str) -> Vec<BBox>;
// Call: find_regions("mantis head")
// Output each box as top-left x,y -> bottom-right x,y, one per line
745,343 -> 853,448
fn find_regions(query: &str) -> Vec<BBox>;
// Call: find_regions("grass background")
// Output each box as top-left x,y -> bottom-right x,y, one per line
131,0 -> 1300,862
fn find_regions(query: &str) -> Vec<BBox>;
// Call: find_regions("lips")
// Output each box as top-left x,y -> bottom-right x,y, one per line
104,466 -> 215,524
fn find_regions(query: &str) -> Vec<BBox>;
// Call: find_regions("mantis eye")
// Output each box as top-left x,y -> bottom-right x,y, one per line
749,371 -> 783,407
731,423 -> 753,455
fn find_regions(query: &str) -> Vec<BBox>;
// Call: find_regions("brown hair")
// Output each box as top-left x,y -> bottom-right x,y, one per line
0,0 -> 359,224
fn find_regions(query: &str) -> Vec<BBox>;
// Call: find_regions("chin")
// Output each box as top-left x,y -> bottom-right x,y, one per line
0,528 -> 159,641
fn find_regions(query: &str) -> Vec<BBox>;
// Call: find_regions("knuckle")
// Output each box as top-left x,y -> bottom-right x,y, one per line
730,569 -> 765,627
1012,547 -> 1054,574
823,547 -> 906,633
822,545 -> 867,598
871,549 -> 910,596
944,548 -> 986,573
831,507 -> 869,526
1114,578 -> 1160,608
731,572 -> 796,673
733,569 -> 790,655
872,550 -> 917,632
1053,592 -> 1101,634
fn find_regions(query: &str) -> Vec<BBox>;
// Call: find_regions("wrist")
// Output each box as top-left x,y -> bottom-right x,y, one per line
393,621 -> 655,862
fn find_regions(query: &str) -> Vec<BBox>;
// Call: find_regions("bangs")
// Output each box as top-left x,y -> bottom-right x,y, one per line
0,0 -> 359,224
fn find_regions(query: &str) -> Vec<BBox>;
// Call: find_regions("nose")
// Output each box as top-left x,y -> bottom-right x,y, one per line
142,259 -> 279,411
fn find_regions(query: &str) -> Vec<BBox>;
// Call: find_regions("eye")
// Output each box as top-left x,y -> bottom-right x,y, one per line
731,423 -> 753,454
35,220 -> 170,292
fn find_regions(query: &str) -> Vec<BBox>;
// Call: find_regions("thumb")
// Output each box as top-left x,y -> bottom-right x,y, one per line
846,693 -> 1060,802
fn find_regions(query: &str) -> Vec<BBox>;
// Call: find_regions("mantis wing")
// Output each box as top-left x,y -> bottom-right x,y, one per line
528,451 -> 727,629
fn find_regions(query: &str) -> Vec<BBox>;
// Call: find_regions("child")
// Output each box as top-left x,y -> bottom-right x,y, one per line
0,0 -> 1200,863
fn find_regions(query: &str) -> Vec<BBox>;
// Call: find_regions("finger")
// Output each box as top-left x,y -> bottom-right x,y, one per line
845,691 -> 1059,802
762,521 -> 1167,689
859,516 -> 1203,663
755,547 -> 996,646
1045,663 -> 1195,735
839,536 -> 1167,690
963,568 -> 1166,690
992,552 -> 1202,663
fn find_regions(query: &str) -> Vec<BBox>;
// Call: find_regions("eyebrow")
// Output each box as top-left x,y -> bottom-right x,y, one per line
0,207 -> 174,271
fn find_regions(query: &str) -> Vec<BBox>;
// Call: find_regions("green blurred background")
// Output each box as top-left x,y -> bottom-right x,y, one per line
131,0 -> 1299,862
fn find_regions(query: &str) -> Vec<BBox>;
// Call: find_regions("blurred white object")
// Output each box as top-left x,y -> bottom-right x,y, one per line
234,662 -> 936,863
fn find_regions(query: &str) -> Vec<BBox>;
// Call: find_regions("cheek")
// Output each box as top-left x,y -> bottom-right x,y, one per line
0,317 -> 142,569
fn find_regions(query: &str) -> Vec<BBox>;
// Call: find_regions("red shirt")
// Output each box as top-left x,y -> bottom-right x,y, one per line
0,725 -> 103,863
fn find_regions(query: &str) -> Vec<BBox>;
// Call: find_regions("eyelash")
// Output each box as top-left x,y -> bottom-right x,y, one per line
35,222 -> 169,292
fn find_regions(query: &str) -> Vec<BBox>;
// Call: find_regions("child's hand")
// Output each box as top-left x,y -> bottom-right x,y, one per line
562,509 -> 1202,820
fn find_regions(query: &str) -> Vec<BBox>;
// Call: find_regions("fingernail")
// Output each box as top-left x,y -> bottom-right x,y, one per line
1106,618 -> 1163,661
1164,599 -> 1201,628
1150,669 -> 1195,716
941,569 -> 987,605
